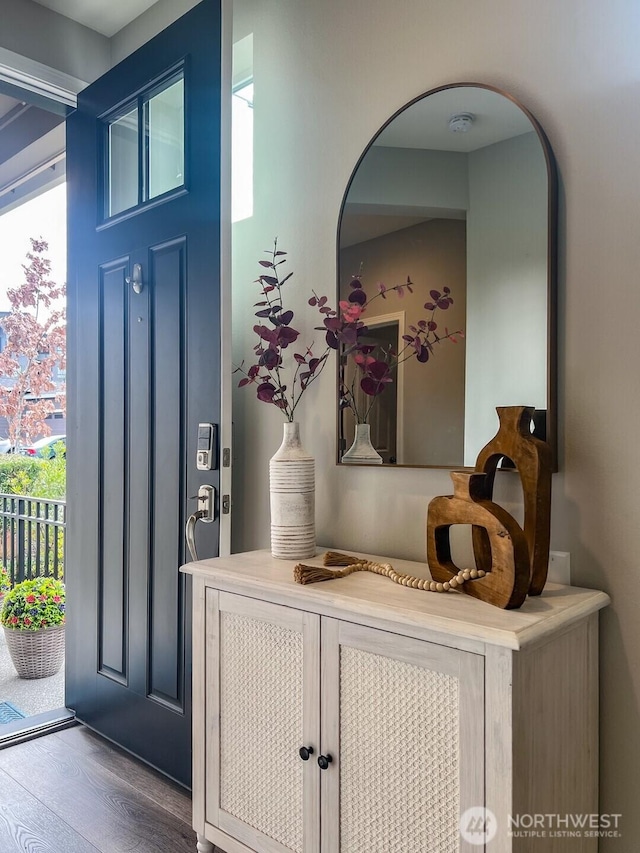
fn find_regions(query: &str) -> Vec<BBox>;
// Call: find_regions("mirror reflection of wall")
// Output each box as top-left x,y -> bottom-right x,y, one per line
340,219 -> 467,465
338,85 -> 555,468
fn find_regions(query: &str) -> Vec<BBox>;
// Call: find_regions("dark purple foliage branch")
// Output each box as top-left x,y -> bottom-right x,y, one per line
327,273 -> 464,424
234,240 -> 337,421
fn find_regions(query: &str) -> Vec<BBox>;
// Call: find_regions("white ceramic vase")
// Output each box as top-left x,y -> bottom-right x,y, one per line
341,423 -> 383,464
269,421 -> 316,559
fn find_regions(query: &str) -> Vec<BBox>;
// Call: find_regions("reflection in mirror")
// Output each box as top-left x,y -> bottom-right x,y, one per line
337,84 -> 556,469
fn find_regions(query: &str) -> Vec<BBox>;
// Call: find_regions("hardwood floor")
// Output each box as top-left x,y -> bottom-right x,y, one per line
0,724 -> 205,853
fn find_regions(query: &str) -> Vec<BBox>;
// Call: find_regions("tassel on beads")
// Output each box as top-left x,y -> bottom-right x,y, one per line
323,550 -> 367,567
293,551 -> 488,591
293,564 -> 351,584
294,557 -> 384,586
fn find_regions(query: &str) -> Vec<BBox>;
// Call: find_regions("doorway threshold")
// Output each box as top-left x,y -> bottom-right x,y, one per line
0,707 -> 76,748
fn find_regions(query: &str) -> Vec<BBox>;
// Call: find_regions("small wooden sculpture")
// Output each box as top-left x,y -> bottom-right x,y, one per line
473,406 -> 552,595
427,471 -> 531,609
426,405 -> 553,609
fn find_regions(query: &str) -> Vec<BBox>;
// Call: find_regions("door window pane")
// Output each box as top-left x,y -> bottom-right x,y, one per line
104,71 -> 185,221
147,78 -> 185,200
108,107 -> 139,217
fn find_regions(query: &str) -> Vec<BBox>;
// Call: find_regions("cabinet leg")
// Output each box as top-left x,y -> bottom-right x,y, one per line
196,832 -> 214,852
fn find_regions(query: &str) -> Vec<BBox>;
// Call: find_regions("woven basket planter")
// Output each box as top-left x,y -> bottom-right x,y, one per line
3,625 -> 65,679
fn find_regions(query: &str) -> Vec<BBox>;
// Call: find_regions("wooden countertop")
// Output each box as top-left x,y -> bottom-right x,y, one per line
182,548 -> 609,651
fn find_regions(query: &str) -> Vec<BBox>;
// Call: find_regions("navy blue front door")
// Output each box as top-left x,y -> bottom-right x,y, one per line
66,0 -> 221,785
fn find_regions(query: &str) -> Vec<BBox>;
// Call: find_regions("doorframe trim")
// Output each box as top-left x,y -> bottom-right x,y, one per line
219,0 -> 233,556
364,310 -> 406,464
0,47 -> 86,109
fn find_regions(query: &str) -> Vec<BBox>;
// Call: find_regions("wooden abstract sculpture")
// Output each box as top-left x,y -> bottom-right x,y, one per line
473,405 -> 552,596
427,405 -> 553,609
427,471 -> 531,609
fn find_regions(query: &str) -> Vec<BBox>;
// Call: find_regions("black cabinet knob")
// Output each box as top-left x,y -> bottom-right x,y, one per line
317,754 -> 333,770
299,746 -> 314,761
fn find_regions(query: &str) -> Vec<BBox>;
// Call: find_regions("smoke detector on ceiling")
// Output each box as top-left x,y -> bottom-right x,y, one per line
448,113 -> 475,133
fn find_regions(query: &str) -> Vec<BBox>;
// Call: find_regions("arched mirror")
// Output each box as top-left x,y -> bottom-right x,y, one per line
337,83 -> 557,469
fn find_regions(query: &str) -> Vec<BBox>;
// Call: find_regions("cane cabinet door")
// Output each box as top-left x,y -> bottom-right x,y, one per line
205,591 -> 321,853
320,619 -> 485,853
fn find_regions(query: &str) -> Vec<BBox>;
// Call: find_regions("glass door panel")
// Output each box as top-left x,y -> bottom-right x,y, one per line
108,107 -> 139,217
104,70 -> 185,221
147,77 -> 185,200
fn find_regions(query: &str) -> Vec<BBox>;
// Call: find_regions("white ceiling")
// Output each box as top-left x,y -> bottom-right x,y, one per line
374,87 -> 534,153
32,0 -> 160,37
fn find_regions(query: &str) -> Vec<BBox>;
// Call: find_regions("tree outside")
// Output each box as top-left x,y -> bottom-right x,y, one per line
0,238 -> 66,452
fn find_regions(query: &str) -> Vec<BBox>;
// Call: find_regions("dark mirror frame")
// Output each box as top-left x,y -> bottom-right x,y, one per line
336,82 -> 558,471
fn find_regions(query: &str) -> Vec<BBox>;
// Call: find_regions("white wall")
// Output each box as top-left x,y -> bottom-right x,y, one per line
465,131 -> 548,463
110,0 -> 201,64
346,146 -> 468,216
0,0 -> 110,82
230,0 -> 640,847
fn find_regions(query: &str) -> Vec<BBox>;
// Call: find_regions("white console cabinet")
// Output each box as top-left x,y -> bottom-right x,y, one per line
182,550 -> 608,853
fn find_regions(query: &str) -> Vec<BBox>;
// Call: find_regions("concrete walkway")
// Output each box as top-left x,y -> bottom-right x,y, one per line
0,628 -> 65,719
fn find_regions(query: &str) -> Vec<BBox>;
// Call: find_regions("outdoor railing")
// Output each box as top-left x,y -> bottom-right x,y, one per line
0,494 -> 66,584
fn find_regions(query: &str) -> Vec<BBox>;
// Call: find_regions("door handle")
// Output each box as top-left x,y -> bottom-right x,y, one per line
193,485 -> 215,522
185,485 -> 215,561
125,263 -> 143,294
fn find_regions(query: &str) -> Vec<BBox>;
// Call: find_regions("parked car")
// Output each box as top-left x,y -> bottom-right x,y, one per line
20,435 -> 66,459
0,438 -> 12,454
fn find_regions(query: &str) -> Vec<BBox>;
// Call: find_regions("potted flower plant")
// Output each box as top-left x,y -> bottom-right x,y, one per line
324,273 -> 463,462
235,240 -> 337,559
0,576 -> 65,679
